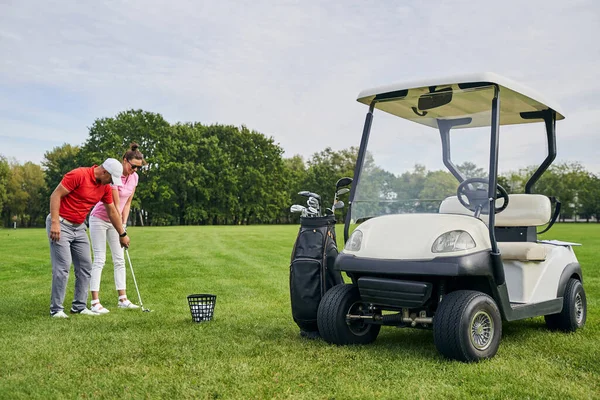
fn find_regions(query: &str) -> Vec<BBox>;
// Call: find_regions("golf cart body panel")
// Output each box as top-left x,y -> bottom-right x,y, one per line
344,214 -> 492,260
356,72 -> 565,127
317,73 -> 586,361
503,244 -> 578,303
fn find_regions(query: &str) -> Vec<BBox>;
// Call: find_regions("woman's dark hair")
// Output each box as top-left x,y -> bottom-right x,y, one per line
123,142 -> 145,163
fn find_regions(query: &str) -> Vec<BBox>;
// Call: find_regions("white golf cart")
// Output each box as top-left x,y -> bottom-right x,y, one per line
317,73 -> 587,362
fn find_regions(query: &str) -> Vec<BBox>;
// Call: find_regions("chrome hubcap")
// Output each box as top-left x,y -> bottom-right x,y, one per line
470,310 -> 494,350
575,293 -> 584,324
346,302 -> 370,335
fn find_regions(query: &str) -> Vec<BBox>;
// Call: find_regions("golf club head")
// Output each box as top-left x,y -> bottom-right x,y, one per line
290,205 -> 306,213
307,206 -> 318,215
336,188 -> 350,197
336,177 -> 353,190
298,190 -> 321,200
333,200 -> 345,209
307,197 -> 319,208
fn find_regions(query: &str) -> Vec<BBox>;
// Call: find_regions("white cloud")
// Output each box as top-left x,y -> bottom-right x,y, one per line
0,0 -> 599,174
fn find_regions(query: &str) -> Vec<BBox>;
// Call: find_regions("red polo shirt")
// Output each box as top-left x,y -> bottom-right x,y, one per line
59,166 -> 113,224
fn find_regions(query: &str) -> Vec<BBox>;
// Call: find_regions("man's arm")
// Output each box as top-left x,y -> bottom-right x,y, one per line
49,184 -> 70,242
103,202 -> 131,248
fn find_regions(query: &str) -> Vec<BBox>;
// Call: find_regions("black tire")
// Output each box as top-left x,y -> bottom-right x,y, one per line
433,290 -> 502,362
545,278 -> 587,332
317,284 -> 381,345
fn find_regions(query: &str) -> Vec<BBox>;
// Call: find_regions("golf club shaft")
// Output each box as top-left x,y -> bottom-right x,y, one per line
125,249 -> 144,309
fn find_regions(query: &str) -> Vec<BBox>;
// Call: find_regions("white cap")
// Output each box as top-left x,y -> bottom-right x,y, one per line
102,158 -> 123,186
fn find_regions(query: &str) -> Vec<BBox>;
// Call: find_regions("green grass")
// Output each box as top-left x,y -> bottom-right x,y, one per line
0,223 -> 599,399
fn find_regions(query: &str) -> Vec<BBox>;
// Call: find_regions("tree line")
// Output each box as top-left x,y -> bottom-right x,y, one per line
1,109 -> 599,227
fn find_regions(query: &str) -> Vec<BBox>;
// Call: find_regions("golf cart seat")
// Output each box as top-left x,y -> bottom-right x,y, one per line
439,194 -> 551,261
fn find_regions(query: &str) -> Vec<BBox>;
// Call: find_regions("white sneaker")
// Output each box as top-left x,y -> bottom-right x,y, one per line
118,300 -> 140,309
51,311 -> 69,318
70,308 -> 100,316
91,303 -> 110,314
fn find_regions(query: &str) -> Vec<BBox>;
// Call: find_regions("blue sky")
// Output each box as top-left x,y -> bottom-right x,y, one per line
1,0 -> 599,173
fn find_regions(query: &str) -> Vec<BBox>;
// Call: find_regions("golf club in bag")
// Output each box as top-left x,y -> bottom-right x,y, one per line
289,178 -> 352,338
125,249 -> 152,312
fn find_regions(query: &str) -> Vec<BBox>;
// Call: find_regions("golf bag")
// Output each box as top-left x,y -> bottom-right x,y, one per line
289,215 -> 343,333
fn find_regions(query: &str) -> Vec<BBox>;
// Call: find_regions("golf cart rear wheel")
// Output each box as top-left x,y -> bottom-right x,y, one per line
433,290 -> 502,362
317,284 -> 380,345
545,278 -> 587,332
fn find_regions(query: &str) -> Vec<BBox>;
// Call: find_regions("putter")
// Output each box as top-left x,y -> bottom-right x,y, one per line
125,249 -> 152,312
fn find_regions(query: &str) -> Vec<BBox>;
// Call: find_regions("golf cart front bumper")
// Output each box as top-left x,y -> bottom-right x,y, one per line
336,251 -> 493,309
335,250 -> 493,278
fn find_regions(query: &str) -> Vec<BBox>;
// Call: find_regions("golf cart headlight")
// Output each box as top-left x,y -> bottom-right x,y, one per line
345,230 -> 363,251
432,230 -> 475,253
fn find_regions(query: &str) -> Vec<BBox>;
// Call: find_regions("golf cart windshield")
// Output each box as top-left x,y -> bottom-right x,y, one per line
351,85 -> 497,224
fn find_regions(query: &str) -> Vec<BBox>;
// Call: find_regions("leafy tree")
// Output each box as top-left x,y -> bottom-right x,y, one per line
302,147 -> 357,219
352,151 -> 396,219
20,162 -> 46,226
236,126 -> 288,224
457,161 -> 486,180
575,172 -> 600,222
0,156 -> 9,218
205,124 -> 288,224
3,162 -> 27,226
418,170 -> 457,212
532,162 -> 587,221
42,144 -> 81,201
79,109 -> 172,225
283,155 -> 307,223
2,161 -> 45,227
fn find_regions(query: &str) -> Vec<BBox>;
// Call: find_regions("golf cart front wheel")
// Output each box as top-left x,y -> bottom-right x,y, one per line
433,290 -> 502,362
545,278 -> 587,332
317,284 -> 380,345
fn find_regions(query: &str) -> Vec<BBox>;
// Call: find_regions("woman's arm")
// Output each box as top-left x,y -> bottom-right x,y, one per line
122,187 -> 136,225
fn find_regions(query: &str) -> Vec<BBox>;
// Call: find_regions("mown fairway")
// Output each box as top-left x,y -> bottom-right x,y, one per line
0,223 -> 598,399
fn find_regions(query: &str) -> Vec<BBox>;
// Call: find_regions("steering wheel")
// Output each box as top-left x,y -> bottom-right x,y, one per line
456,178 -> 509,214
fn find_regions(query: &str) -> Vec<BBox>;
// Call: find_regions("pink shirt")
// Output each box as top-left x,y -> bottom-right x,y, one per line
90,172 -> 139,222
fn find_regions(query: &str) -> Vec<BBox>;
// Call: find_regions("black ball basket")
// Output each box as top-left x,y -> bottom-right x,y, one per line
187,294 -> 216,323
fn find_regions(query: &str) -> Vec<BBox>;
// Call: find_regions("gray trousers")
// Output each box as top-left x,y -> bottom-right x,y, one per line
47,214 -> 93,314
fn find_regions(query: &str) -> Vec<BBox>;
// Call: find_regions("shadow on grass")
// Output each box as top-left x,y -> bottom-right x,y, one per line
501,317 -> 554,343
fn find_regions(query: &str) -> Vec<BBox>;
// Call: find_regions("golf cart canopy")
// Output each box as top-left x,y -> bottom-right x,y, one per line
357,72 -> 565,129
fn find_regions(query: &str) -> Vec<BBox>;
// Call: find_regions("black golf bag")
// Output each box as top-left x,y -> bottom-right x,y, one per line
289,215 -> 343,333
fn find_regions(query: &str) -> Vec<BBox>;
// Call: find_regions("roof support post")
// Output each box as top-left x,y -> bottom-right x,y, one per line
345,102 -> 375,243
523,110 -> 557,193
488,85 -> 505,285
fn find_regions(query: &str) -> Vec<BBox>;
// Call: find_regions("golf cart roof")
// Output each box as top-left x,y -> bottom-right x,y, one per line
357,72 -> 565,129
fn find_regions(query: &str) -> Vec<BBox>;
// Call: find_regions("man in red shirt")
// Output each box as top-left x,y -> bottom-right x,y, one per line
47,158 -> 131,318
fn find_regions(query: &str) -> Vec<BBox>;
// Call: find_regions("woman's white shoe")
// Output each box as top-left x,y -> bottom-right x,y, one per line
90,303 -> 110,314
118,299 -> 140,309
